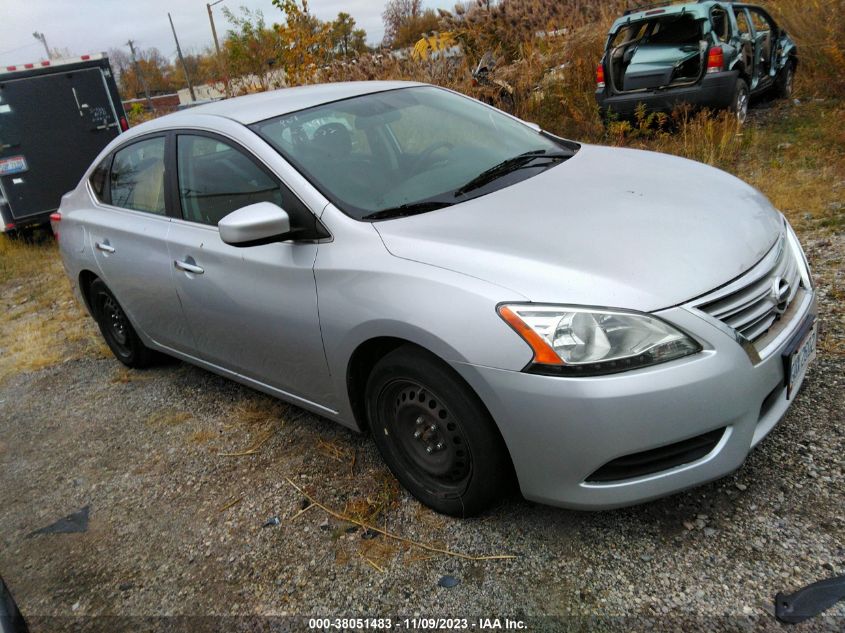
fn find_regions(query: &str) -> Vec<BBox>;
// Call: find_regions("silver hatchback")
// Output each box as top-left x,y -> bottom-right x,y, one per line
54,81 -> 817,516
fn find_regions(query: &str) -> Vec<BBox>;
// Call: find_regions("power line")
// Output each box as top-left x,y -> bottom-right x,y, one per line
0,42 -> 40,57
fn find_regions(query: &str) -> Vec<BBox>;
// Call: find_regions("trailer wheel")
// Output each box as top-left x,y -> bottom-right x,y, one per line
89,279 -> 160,368
731,78 -> 750,124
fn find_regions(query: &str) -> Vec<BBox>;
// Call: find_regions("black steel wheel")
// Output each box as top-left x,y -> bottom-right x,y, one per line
89,278 -> 159,368
380,380 -> 472,490
366,345 -> 513,517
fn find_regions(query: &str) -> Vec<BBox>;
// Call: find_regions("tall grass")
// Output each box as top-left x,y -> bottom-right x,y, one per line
767,0 -> 845,98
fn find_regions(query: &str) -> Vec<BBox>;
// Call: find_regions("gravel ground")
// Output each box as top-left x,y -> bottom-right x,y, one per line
1,229 -> 843,632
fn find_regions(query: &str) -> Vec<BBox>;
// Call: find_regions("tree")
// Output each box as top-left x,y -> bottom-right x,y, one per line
222,7 -> 284,91
331,12 -> 355,58
350,29 -> 369,56
329,13 -> 369,58
393,8 -> 441,49
382,0 -> 422,47
271,0 -> 333,84
110,45 -> 181,98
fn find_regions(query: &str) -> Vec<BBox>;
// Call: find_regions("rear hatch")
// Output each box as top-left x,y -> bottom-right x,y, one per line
623,44 -> 703,90
606,12 -> 707,93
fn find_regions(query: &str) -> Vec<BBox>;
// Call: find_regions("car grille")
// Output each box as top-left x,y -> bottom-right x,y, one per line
696,236 -> 802,343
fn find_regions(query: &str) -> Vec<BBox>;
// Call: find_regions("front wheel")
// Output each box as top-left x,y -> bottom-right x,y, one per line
365,346 -> 513,517
731,78 -> 750,124
89,279 -> 160,368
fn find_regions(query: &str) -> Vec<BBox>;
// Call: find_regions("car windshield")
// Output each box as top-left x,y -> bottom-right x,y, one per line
251,86 -> 577,220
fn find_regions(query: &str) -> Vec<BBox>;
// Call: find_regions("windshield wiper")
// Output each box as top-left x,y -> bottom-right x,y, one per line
362,199 -> 455,221
453,149 -> 573,198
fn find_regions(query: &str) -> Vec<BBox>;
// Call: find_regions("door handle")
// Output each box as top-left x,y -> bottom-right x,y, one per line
174,259 -> 204,275
95,241 -> 115,253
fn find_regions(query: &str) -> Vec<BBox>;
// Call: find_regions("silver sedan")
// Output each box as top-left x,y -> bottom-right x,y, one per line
53,81 -> 817,516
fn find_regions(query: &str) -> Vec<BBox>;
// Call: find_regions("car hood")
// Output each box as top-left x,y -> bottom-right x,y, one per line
374,144 -> 783,312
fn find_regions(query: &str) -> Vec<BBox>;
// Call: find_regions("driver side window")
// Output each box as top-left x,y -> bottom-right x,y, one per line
176,134 -> 283,227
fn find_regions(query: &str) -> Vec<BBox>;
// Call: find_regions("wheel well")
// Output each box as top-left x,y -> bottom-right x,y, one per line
78,270 -> 99,315
734,62 -> 750,84
347,338 -> 520,492
346,337 -> 409,432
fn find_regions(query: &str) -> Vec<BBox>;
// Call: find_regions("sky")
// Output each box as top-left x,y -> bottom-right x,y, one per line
0,0 -> 444,67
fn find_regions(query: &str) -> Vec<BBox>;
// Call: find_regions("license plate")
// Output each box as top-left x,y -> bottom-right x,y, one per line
0,155 -> 28,176
785,321 -> 817,399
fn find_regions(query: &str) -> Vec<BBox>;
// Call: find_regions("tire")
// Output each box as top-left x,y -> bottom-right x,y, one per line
365,345 -> 513,517
774,61 -> 795,99
89,279 -> 159,368
731,78 -> 750,124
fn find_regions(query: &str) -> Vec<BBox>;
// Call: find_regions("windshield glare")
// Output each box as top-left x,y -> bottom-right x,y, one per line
251,86 -> 569,220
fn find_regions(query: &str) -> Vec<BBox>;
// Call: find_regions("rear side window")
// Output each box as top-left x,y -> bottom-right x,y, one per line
710,7 -> 731,42
89,157 -> 110,201
734,9 -> 751,36
109,137 -> 167,215
749,10 -> 773,34
177,134 -> 283,226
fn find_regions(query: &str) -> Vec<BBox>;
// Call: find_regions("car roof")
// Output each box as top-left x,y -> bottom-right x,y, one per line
152,80 -> 425,127
612,1 -> 723,28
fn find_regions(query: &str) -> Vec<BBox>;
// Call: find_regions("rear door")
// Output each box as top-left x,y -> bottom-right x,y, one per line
86,134 -> 189,351
166,131 -> 332,405
733,8 -> 758,88
0,67 -> 120,220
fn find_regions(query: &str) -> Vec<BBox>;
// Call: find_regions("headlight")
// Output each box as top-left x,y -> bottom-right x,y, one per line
498,304 -> 701,375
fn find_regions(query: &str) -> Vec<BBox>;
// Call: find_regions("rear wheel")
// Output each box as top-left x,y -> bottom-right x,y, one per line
774,61 -> 795,99
731,78 -> 750,124
365,346 -> 512,517
89,279 -> 159,368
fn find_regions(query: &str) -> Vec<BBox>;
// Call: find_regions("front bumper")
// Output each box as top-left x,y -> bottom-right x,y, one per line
452,289 -> 817,510
596,70 -> 738,118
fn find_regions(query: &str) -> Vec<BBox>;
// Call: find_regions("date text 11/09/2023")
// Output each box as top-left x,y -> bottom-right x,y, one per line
308,617 -> 527,630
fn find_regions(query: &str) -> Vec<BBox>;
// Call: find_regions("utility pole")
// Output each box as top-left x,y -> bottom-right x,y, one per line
126,39 -> 155,112
169,13 -> 197,102
206,0 -> 231,97
32,32 -> 51,59
207,1 -> 223,56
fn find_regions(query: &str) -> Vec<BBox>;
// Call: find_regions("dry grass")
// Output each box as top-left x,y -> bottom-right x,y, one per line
768,0 -> 845,98
213,394 -> 287,456
146,410 -> 193,426
0,235 -> 108,384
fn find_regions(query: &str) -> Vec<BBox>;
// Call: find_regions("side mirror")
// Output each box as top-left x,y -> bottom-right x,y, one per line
523,121 -> 542,132
219,202 -> 291,247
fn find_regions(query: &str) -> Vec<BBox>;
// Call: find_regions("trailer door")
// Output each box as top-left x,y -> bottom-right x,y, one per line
0,67 -> 121,221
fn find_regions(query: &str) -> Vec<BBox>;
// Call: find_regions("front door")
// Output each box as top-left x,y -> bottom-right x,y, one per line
166,132 -> 332,406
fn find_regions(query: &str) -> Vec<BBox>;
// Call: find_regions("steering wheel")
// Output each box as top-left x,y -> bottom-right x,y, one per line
409,141 -> 454,171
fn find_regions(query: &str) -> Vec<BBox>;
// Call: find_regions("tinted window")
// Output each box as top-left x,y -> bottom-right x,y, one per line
109,137 -> 166,215
177,135 -> 283,226
89,157 -> 110,201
